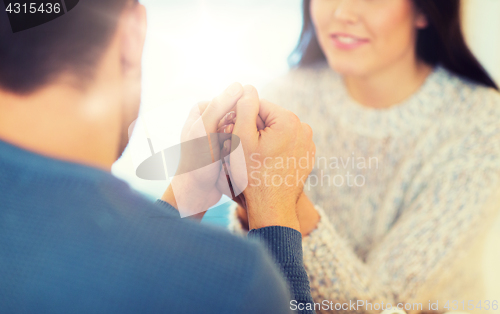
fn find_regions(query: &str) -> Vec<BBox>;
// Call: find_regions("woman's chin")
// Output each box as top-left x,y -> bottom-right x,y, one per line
327,59 -> 367,76
327,55 -> 368,76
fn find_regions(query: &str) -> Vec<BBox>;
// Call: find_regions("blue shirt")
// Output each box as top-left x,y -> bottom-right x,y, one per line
0,139 -> 313,314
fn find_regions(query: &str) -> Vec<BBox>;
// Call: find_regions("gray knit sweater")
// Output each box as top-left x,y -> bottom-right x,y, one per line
230,63 -> 500,314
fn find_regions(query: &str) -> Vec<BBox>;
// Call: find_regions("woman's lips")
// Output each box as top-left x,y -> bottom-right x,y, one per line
330,33 -> 370,50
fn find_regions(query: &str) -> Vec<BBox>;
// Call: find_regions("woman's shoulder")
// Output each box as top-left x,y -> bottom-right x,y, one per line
432,67 -> 500,167
434,66 -> 500,128
436,65 -> 500,105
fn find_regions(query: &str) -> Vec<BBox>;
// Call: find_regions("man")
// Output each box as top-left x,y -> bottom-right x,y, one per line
0,0 -> 316,313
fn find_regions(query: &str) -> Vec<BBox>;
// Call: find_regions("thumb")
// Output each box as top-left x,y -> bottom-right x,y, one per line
233,85 -> 260,145
200,82 -> 243,133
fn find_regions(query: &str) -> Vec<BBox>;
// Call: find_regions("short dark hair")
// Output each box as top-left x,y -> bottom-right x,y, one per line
290,0 -> 498,90
0,0 -> 133,94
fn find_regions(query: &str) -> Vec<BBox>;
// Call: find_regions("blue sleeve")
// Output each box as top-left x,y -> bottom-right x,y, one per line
248,226 -> 315,314
154,199 -> 181,218
155,199 -> 314,313
234,244 -> 294,314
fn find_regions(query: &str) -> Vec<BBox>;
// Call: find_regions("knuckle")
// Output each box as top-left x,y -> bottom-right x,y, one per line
286,111 -> 301,127
196,101 -> 209,108
302,122 -> 313,139
209,96 -> 222,111
237,95 -> 256,107
194,102 -> 208,115
243,84 -> 257,94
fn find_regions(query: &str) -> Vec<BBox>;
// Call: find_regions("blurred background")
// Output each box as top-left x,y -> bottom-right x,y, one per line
111,1 -> 500,299
112,0 -> 500,222
112,0 -> 304,226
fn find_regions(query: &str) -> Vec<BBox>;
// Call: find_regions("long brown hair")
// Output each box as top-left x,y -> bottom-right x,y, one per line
289,0 -> 498,90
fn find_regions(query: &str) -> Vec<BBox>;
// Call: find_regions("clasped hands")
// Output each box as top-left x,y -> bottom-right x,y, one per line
162,82 -> 317,233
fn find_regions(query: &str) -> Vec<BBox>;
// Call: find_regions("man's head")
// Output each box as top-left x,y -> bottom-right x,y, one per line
0,0 -> 146,168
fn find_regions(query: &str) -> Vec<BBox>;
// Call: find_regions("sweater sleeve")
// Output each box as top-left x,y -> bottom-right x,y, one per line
158,199 -> 314,312
154,199 -> 181,218
249,226 -> 315,314
234,239 -> 306,314
299,159 -> 500,313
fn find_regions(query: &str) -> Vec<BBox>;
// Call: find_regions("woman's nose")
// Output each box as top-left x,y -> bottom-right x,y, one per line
333,0 -> 359,24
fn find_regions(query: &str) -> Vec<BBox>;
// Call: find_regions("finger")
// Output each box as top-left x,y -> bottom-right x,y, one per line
197,102 -> 209,115
225,124 -> 234,134
233,85 -> 260,143
258,99 -> 287,127
217,123 -> 234,134
217,142 -> 235,198
217,111 -> 236,130
201,83 -> 243,133
225,111 -> 236,123
181,101 -> 209,139
217,124 -> 234,148
215,166 -> 232,198
222,139 -> 231,159
256,114 -> 265,131
228,114 -> 263,131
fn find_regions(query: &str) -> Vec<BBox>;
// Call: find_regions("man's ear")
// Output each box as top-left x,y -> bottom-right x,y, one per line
119,2 -> 147,71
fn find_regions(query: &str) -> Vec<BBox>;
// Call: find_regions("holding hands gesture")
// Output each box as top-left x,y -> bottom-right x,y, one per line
161,82 -> 244,217
228,85 -> 315,231
164,83 -> 316,233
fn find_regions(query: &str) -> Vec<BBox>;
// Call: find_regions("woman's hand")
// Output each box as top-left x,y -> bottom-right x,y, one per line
161,82 -> 244,218
295,193 -> 321,236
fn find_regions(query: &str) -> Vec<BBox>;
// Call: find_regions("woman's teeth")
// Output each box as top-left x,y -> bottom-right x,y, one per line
336,36 -> 359,44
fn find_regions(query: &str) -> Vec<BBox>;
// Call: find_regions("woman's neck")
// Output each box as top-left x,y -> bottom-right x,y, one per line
343,57 -> 433,109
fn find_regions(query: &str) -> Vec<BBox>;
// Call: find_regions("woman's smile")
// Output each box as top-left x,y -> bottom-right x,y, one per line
330,32 -> 370,50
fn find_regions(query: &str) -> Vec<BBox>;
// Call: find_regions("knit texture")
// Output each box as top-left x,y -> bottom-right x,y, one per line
0,139 -> 312,314
248,226 -> 312,309
230,63 -> 500,314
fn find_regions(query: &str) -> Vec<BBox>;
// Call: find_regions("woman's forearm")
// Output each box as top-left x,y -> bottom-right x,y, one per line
299,168 -> 500,314
295,193 -> 321,237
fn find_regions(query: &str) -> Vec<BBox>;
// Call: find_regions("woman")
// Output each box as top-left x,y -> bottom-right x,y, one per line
227,0 -> 500,313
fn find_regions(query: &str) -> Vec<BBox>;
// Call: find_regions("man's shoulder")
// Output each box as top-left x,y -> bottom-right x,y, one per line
1,170 -> 275,312
81,182 -> 270,275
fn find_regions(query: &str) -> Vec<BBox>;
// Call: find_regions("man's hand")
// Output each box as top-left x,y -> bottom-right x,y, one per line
236,193 -> 320,237
161,82 -> 244,218
230,85 -> 316,232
